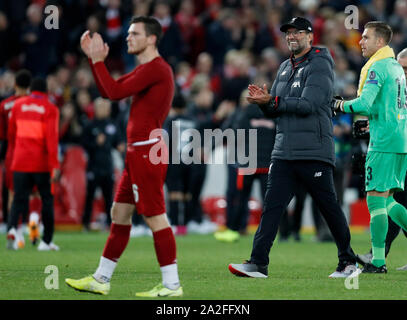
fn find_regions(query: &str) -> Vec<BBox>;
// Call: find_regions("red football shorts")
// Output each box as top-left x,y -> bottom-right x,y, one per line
114,139 -> 168,216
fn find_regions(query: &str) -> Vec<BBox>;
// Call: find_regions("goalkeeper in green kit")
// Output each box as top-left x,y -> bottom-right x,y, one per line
332,21 -> 407,273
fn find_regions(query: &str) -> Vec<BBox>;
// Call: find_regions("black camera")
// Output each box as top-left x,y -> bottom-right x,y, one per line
352,119 -> 370,140
351,149 -> 366,176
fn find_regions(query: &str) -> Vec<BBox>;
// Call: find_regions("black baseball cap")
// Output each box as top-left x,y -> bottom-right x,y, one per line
280,17 -> 313,33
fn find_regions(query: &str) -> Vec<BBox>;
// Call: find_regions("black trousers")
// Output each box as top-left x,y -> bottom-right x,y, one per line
250,159 -> 356,266
1,167 -> 8,224
82,172 -> 114,228
228,172 -> 268,232
185,163 -> 206,224
226,165 -> 238,229
8,172 -> 54,244
166,162 -> 206,225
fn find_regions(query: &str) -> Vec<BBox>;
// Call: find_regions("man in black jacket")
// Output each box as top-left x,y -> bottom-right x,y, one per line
229,17 -> 358,278
215,89 -> 276,242
81,97 -> 125,231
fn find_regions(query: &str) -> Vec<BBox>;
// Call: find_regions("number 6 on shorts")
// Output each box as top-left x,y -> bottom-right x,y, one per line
132,184 -> 139,203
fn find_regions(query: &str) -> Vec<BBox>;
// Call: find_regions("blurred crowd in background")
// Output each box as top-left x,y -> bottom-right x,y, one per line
1,0 -> 407,236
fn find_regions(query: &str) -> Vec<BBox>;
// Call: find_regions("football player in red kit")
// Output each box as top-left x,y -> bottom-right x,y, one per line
65,16 -> 182,297
0,69 -> 31,241
6,78 -> 60,251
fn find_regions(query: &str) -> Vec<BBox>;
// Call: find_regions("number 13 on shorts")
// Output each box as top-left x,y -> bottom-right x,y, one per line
132,184 -> 139,203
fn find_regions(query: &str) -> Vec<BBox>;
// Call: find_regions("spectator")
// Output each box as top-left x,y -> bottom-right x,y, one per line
174,0 -> 206,64
205,8 -> 240,69
0,69 -> 32,238
153,0 -> 185,69
0,11 -> 10,70
254,9 -> 283,55
81,97 -> 125,231
215,89 -> 275,242
20,3 -> 59,76
75,88 -> 95,121
103,0 -> 126,72
218,50 -> 251,105
59,102 -> 83,147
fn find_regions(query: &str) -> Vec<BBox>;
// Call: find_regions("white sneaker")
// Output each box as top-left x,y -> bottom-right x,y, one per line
187,220 -> 218,234
200,219 -> 218,233
6,228 -> 18,250
329,263 -> 360,278
130,225 -> 149,237
0,223 -> 7,234
396,264 -> 407,271
38,240 -> 60,251
186,221 -> 202,234
49,242 -> 60,251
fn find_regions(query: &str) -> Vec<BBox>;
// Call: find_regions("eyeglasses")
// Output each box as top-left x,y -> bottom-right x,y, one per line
285,30 -> 307,37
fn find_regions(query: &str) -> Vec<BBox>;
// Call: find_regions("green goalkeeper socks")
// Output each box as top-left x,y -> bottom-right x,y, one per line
367,195 -> 388,267
387,196 -> 407,232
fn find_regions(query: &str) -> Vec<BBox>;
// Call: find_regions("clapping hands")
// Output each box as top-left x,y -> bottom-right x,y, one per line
247,84 -> 272,105
80,30 -> 109,63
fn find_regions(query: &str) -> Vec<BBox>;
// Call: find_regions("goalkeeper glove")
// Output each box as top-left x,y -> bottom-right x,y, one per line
331,96 -> 344,115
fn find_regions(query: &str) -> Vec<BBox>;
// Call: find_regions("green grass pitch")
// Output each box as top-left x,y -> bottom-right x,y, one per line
1,229 -> 407,300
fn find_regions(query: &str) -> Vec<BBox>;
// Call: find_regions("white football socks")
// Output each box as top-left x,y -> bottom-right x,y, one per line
161,263 -> 180,290
93,257 -> 180,289
93,256 -> 117,283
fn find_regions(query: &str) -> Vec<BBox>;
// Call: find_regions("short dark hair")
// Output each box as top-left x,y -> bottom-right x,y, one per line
30,77 -> 47,93
130,16 -> 162,46
15,69 -> 32,89
365,21 -> 393,44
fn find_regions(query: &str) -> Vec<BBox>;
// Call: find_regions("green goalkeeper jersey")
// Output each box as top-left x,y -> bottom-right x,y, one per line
343,57 -> 407,153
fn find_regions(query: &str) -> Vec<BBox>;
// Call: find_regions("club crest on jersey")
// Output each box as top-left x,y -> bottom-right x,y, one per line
292,81 -> 301,88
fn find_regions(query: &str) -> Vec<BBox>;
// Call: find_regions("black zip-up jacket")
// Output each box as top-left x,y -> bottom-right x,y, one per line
82,119 -> 124,176
259,46 -> 335,166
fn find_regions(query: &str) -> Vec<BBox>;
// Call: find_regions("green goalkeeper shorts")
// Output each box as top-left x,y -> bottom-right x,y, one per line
365,151 -> 407,192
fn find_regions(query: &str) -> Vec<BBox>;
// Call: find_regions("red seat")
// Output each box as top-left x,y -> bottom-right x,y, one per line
200,196 -> 262,227
53,146 -> 87,224
350,198 -> 370,227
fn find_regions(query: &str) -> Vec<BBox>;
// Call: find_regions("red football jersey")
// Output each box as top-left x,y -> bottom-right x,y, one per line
89,56 -> 174,143
0,95 -> 19,141
8,92 -> 59,172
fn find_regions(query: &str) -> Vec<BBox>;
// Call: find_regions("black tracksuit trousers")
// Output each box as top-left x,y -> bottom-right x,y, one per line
250,159 -> 356,266
8,172 -> 54,244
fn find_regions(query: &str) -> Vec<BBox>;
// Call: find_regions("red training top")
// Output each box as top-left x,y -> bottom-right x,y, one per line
89,56 -> 174,143
8,92 -> 59,173
0,95 -> 22,170
0,95 -> 20,141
